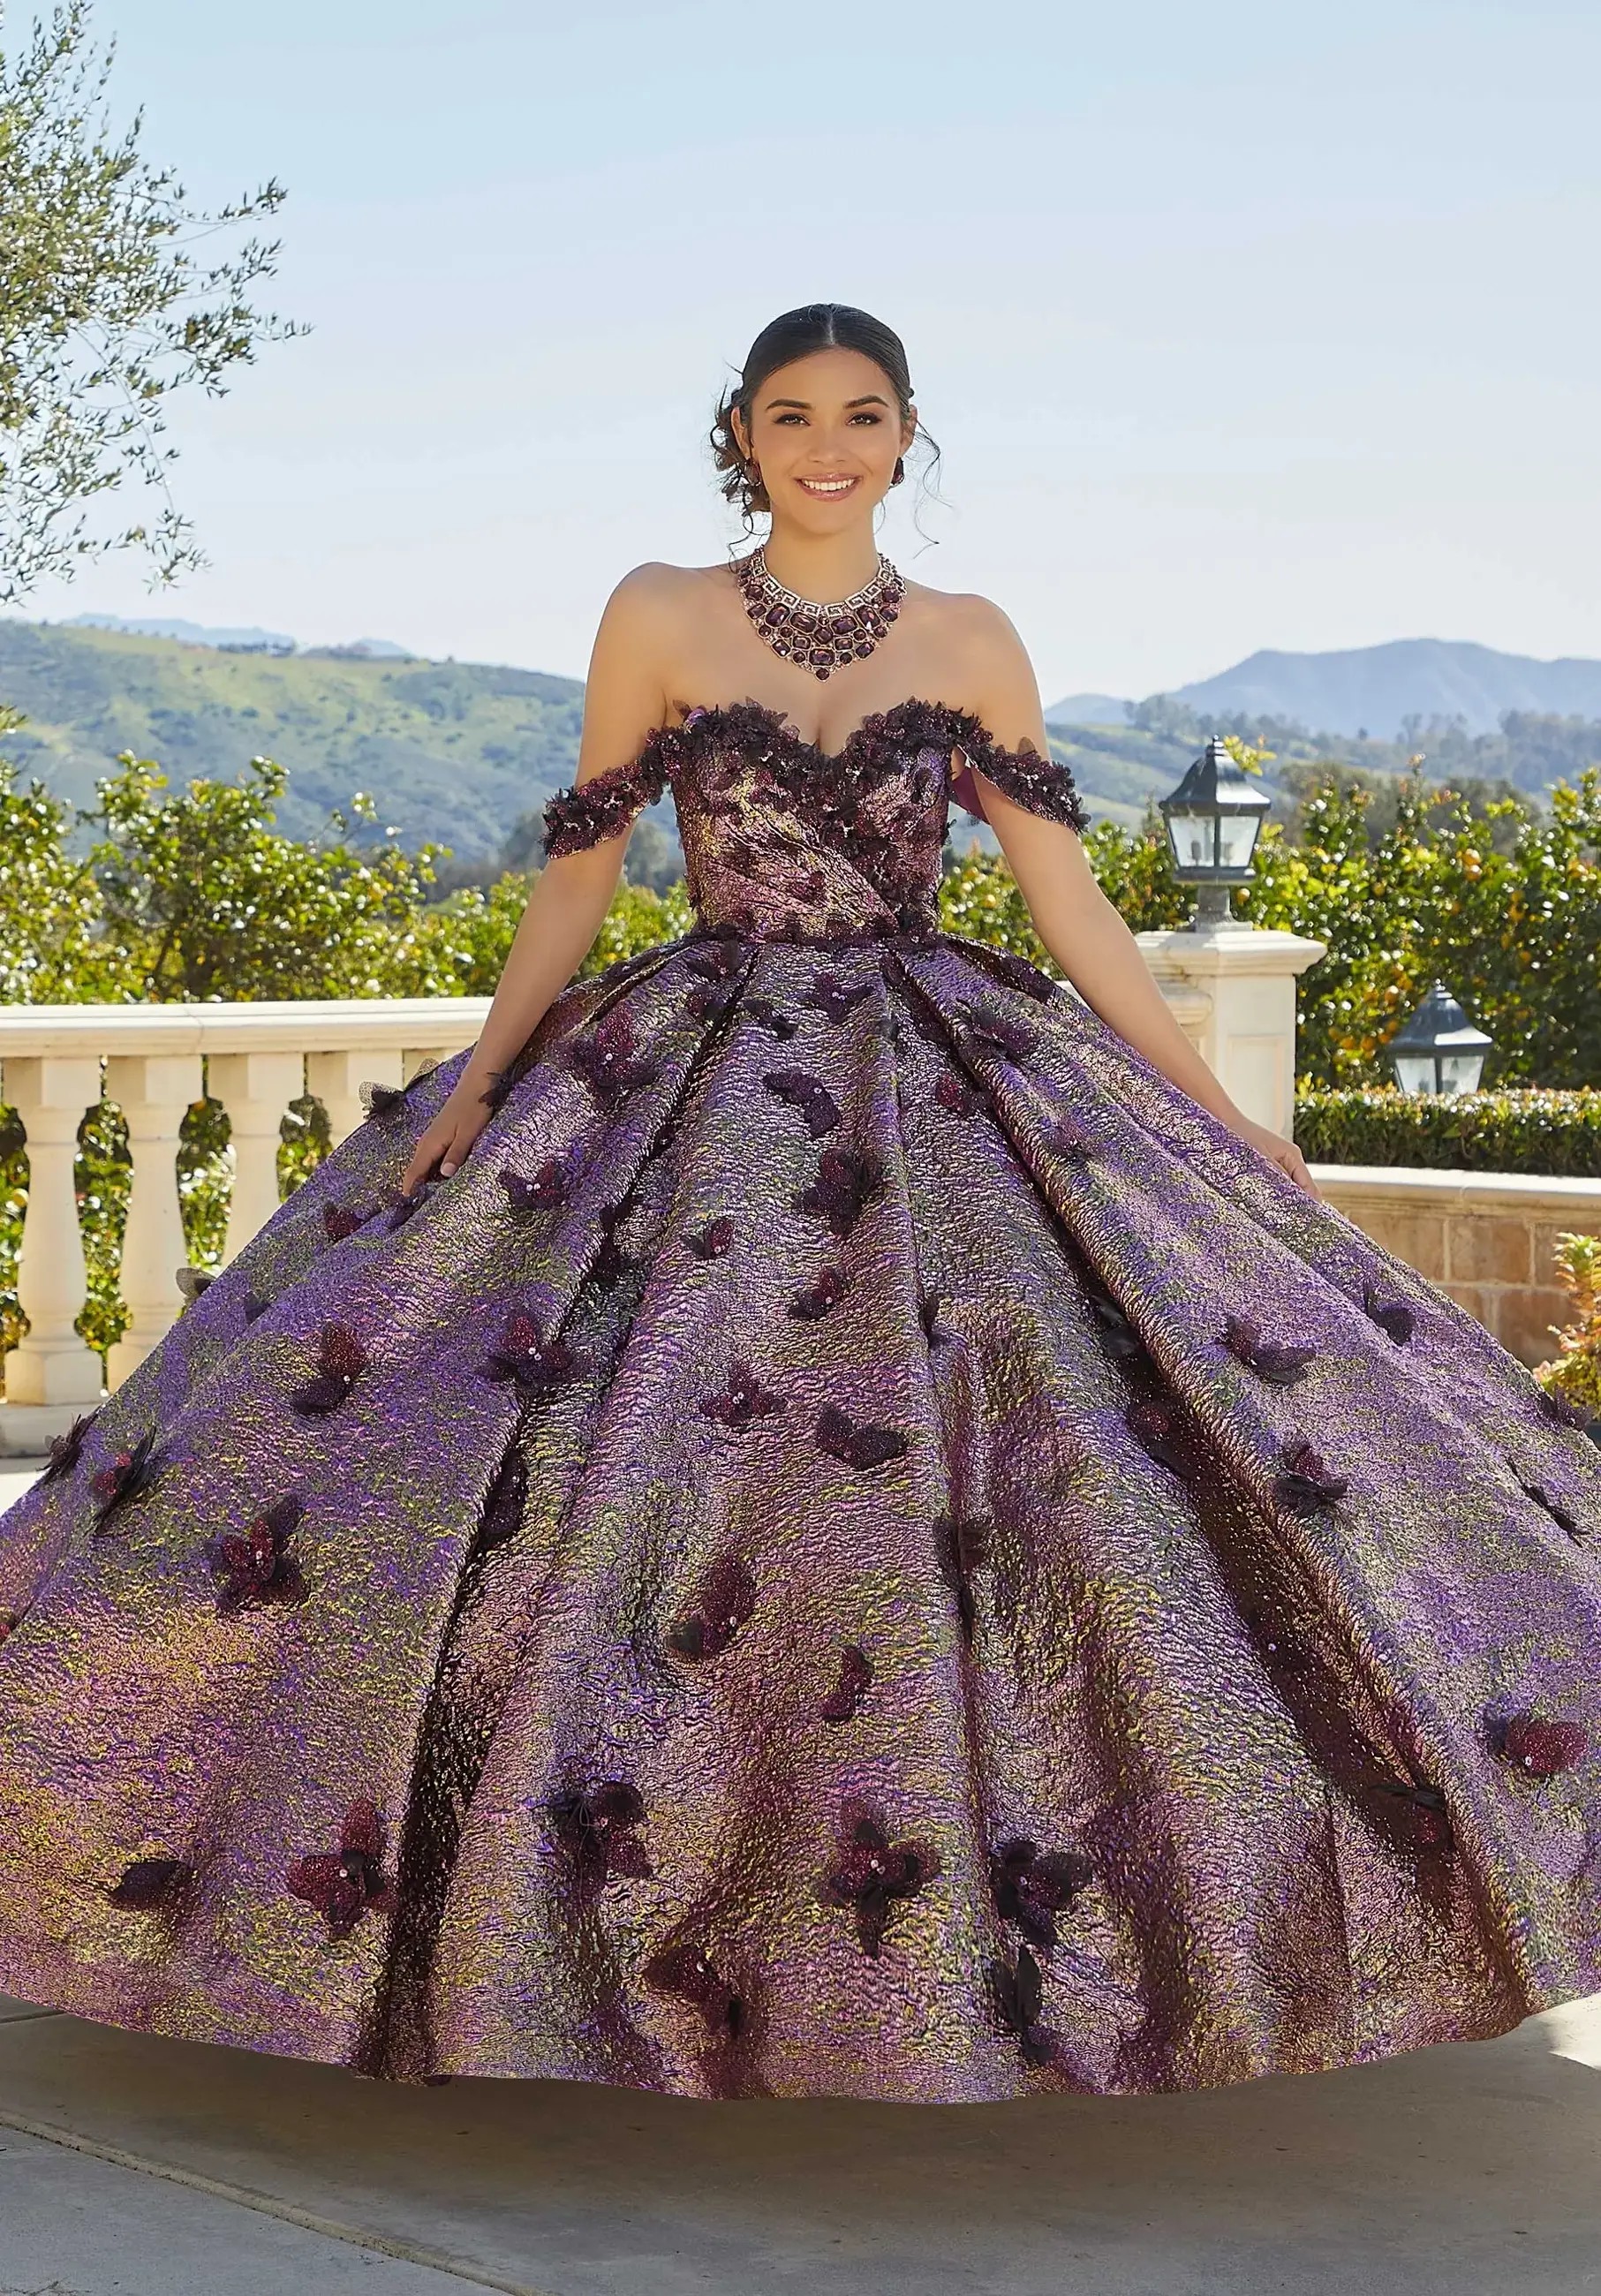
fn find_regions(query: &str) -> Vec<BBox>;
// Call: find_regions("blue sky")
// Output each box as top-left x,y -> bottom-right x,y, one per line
13,0 -> 1599,699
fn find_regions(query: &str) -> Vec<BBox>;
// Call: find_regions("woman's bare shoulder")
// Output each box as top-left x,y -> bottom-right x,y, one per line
600,559 -> 734,636
903,579 -> 1025,664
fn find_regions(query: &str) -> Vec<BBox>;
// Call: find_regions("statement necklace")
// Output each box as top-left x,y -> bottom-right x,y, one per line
734,546 -> 904,680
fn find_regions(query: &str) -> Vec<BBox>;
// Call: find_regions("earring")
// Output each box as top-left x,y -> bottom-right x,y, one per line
748,458 -> 762,487
891,457 -> 905,486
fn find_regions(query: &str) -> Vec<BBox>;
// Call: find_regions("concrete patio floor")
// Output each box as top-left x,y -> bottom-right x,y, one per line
6,1462 -> 1601,2292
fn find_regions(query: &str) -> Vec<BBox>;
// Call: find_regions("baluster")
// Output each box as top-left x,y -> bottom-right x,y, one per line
104,1053 -> 205,1388
306,1046 -> 404,1149
207,1052 -> 306,1263
1,1054 -> 104,1416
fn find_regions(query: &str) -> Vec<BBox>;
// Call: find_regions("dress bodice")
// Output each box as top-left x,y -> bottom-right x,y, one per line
540,698 -> 1091,948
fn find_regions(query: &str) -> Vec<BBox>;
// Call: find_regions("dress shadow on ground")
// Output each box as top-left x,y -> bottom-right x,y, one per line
3,1993 -> 1601,2295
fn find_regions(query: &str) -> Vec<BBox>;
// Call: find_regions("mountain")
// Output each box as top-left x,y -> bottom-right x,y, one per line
1043,691 -> 1131,728
0,620 -> 583,862
59,615 -> 415,661
1048,638 -> 1601,740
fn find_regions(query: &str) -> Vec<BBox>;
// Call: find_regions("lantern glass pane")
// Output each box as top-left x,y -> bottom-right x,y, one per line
1392,1054 -> 1439,1095
1218,814 -> 1260,868
1168,814 -> 1217,869
1438,1052 -> 1485,1096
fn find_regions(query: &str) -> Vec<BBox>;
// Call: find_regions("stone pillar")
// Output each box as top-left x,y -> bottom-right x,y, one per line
207,1051 -> 306,1263
104,1052 -> 205,1387
1,1055 -> 105,1438
1136,920 -> 1327,1137
306,1046 -> 405,1149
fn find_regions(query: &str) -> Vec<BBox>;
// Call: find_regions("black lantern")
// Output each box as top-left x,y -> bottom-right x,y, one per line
1385,979 -> 1494,1096
1159,737 -> 1272,926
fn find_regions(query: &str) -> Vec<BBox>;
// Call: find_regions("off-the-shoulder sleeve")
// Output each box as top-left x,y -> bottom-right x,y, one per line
540,735 -> 671,857
948,721 -> 1091,835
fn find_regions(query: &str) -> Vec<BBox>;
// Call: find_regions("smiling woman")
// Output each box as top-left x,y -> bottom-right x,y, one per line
4,301 -> 1601,2111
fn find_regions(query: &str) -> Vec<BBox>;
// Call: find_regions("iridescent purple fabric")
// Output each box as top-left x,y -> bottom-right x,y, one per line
3,696 -> 1600,2102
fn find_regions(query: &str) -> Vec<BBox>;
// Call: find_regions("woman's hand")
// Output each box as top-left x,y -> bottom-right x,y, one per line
1227,1114 -> 1325,1201
398,1067 -> 497,1197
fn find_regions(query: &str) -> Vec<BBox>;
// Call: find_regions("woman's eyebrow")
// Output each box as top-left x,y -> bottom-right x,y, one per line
760,392 -> 892,412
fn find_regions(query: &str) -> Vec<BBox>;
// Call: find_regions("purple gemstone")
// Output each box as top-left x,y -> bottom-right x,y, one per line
855,642 -> 873,657
810,648 -> 831,665
829,618 -> 853,637
765,606 -> 786,626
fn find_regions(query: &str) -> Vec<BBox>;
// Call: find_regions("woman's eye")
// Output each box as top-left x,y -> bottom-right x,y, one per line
850,412 -> 882,425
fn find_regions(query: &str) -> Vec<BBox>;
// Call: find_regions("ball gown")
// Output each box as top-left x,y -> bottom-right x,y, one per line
2,693 -> 1600,2103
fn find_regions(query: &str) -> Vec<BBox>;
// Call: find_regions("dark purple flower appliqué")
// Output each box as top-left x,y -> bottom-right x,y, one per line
1494,1711 -> 1589,1778
479,1310 -> 589,1396
987,1944 -> 1056,2066
667,1553 -> 758,1660
790,1265 -> 849,1319
286,1799 -> 396,1938
359,1075 -> 425,1125
762,1069 -> 842,1138
701,1360 -> 787,1431
176,1265 -> 215,1305
89,1431 -> 161,1530
42,1409 -> 97,1484
687,938 -> 746,983
1039,1114 -> 1096,1162
386,1178 -> 439,1231
1126,1398 -> 1190,1478
816,1402 -> 908,1472
107,1856 -> 194,1912
568,1004 -> 661,1109
820,1643 -> 873,1722
935,1512 -> 992,1641
1220,1311 -> 1317,1386
1536,1385 -> 1591,1430
1362,1279 -> 1415,1345
500,1159 -> 570,1218
548,1779 -> 652,1906
690,1214 -> 736,1261
990,1839 -> 1094,1952
793,1144 -> 884,1240
203,1496 -> 307,1614
959,1000 -> 1038,1066
804,971 -> 876,1026
820,1799 -> 941,1959
321,1199 -> 379,1243
291,1324 -> 368,1416
1274,1435 -> 1349,1516
242,1290 -> 273,1324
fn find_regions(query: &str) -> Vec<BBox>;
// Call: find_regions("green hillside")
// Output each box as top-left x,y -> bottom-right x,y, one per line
0,618 -> 1162,857
0,621 -> 586,862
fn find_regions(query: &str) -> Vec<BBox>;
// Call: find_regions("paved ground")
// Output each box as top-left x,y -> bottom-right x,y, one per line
6,1457 -> 1601,2292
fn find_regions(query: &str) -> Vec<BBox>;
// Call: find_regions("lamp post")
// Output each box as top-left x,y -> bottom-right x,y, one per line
1384,979 -> 1494,1096
1158,736 -> 1273,927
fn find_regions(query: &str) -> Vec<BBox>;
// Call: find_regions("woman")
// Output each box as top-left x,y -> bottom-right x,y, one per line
2,303 -> 1598,2103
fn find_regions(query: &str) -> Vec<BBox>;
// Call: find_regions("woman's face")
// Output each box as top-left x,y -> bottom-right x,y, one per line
736,346 -> 915,532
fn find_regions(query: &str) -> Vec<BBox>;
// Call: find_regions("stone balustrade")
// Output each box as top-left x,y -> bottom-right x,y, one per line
0,999 -> 490,1455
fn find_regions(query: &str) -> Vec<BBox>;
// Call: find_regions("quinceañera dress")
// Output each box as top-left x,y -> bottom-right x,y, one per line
3,694 -> 1601,2103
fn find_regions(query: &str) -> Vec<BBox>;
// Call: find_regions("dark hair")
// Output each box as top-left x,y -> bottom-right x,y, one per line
709,302 -> 941,531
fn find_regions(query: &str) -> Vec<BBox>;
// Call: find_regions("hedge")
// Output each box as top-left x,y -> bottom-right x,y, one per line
1293,1085 -> 1601,1177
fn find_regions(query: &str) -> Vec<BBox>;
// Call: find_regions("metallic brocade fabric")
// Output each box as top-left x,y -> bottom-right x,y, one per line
3,695 -> 1601,2103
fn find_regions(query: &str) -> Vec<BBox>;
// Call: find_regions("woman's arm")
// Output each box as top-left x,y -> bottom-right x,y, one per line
953,598 -> 1321,1198
398,569 -> 676,1192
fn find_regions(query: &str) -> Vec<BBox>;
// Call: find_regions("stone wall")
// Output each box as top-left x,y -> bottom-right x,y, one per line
1310,1164 -> 1601,1366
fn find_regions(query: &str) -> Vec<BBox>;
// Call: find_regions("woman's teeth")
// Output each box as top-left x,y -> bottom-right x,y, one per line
797,477 -> 857,496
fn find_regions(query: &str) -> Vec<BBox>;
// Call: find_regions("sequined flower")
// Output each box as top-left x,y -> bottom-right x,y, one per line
1220,1312 -> 1317,1386
322,1199 -> 378,1243
790,1265 -> 849,1319
762,1069 -> 842,1138
804,971 -> 876,1025
1361,1279 -> 1414,1345
291,1324 -> 368,1416
793,1144 -> 884,1239
548,1779 -> 652,1905
89,1431 -> 161,1529
500,1159 -> 570,1218
820,1799 -> 940,1959
744,995 -> 797,1040
479,1310 -> 589,1396
987,1944 -> 1055,2066
286,1799 -> 396,1937
958,1000 -> 1038,1065
1274,1436 -> 1348,1515
567,1004 -> 661,1108
820,1643 -> 873,1723
815,1402 -> 908,1471
1495,1711 -> 1589,1777
42,1409 -> 97,1484
386,1179 -> 438,1231
203,1496 -> 307,1614
990,1839 -> 1094,1952
936,1069 -> 982,1118
701,1360 -> 787,1431
667,1553 -> 757,1660
691,1214 -> 736,1261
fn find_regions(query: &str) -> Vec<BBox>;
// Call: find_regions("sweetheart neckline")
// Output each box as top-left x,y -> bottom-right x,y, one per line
668,694 -> 993,767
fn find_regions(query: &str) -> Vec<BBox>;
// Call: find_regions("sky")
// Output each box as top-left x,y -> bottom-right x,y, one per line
11,0 -> 1600,701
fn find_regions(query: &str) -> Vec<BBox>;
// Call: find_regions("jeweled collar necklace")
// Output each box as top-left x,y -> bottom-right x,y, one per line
734,546 -> 904,681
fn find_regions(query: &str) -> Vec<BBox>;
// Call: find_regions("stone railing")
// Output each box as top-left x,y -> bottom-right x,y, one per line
0,999 -> 490,1454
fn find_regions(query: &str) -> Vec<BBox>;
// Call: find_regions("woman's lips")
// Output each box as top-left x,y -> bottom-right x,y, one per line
795,476 -> 859,497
